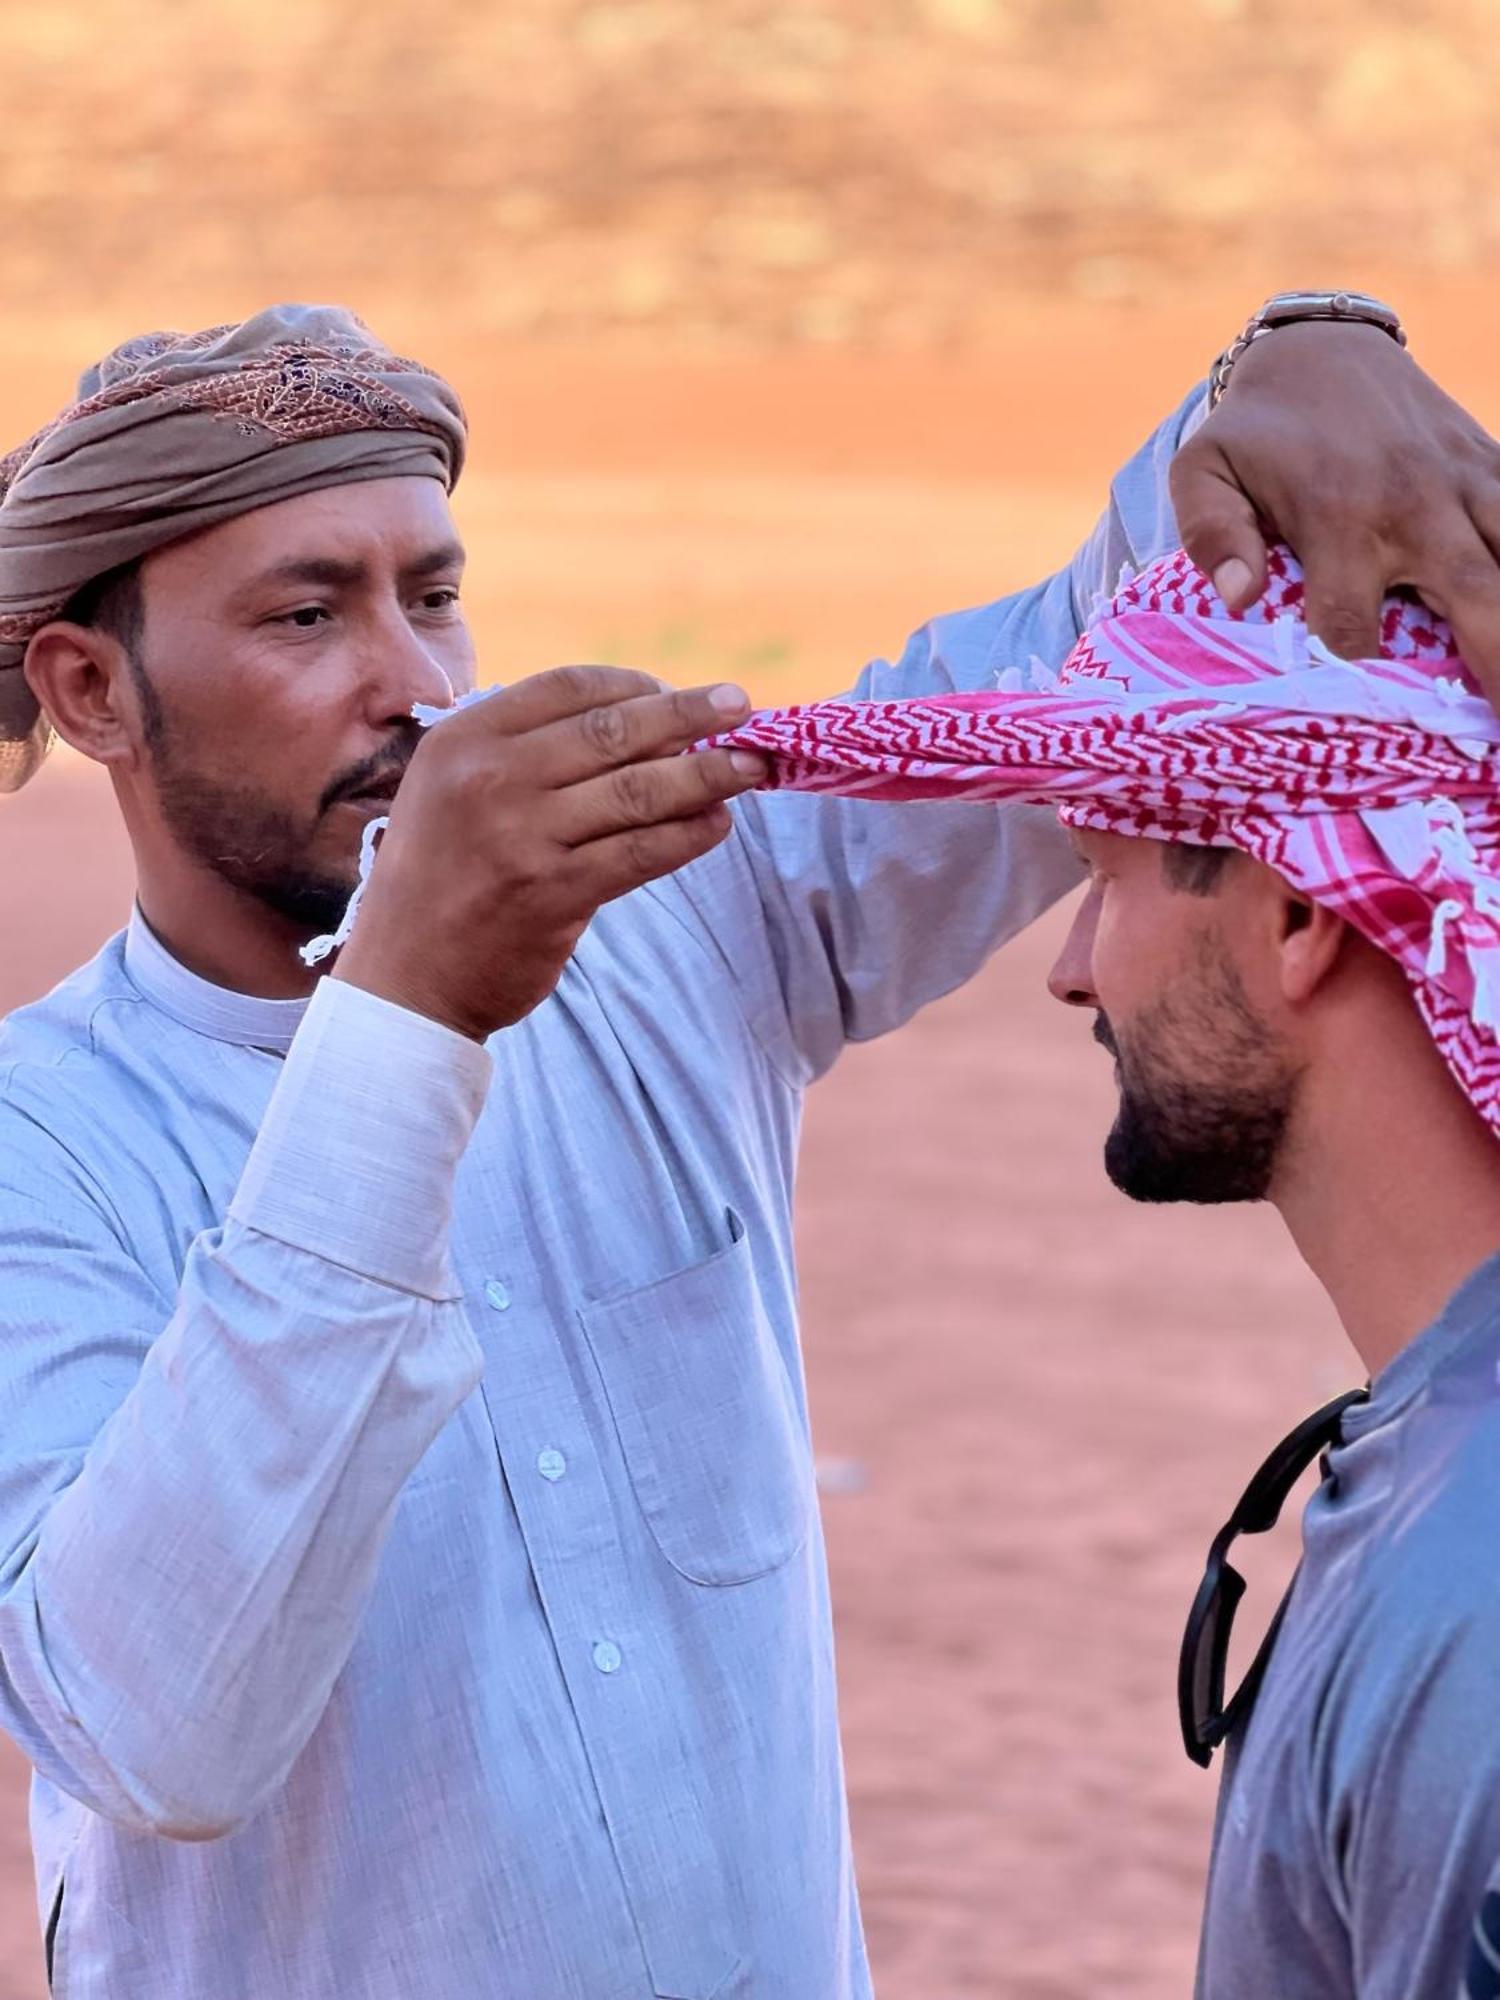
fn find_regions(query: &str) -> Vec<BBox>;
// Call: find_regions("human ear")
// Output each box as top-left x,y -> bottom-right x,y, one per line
23,625 -> 143,772
1275,884 -> 1346,1005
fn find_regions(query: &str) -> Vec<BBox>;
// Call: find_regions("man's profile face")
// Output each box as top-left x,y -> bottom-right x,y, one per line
1047,827 -> 1303,1204
110,475 -> 475,935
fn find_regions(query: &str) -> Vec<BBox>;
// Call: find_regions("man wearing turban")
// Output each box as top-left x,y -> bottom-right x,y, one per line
723,550 -> 1500,1995
3,297 -> 1500,1996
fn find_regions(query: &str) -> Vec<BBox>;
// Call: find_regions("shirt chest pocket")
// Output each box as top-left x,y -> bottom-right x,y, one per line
577,1211 -> 813,1587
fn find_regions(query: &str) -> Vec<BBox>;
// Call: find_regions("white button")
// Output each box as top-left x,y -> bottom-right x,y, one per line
592,1640 -> 622,1675
483,1279 -> 511,1312
537,1448 -> 567,1482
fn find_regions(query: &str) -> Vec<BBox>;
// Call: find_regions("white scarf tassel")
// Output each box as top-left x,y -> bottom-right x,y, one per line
299,688 -> 503,969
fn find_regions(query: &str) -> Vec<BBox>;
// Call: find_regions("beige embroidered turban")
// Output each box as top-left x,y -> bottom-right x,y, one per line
0,304 -> 467,792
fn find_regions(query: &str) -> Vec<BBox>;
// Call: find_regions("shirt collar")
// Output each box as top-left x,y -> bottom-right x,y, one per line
123,904 -> 311,1054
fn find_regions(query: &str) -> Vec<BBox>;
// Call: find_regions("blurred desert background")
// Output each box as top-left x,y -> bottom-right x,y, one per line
2,0 -> 1499,1993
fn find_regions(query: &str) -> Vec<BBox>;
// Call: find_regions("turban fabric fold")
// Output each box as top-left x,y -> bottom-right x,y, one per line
717,548 -> 1500,1137
0,304 -> 466,792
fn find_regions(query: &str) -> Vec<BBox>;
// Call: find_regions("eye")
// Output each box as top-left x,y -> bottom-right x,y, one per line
276,605 -> 331,629
1071,839 -> 1112,887
1076,860 -> 1112,902
419,587 -> 461,612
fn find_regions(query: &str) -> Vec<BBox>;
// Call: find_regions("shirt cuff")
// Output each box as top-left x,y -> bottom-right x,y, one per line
228,977 -> 493,1300
1179,377 -> 1212,445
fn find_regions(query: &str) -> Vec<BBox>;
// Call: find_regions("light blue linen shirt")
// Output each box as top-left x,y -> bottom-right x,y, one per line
0,392 -> 1198,1999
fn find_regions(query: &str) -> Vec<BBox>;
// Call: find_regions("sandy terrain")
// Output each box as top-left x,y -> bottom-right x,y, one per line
6,0 -> 1500,347
0,318 -> 1400,1997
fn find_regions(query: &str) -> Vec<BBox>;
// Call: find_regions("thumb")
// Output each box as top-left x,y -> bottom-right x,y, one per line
1168,443 -> 1271,614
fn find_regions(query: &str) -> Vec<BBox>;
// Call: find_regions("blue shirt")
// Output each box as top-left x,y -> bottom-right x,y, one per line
0,394 -> 1196,1999
1198,1251 -> 1500,2000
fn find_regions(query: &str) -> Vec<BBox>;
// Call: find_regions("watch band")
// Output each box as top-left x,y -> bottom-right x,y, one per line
1209,290 -> 1407,409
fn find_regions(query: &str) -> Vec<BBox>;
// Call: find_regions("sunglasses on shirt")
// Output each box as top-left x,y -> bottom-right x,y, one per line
1178,1386 -> 1369,1768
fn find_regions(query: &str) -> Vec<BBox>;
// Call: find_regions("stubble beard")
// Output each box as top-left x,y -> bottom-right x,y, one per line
1097,941 -> 1301,1206
137,674 -> 359,937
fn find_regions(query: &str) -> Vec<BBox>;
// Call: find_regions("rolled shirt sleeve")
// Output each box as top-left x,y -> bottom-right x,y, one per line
0,978 -> 490,1839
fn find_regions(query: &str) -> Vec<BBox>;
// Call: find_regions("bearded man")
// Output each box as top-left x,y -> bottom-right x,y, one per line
3,298 -> 1500,1998
726,542 -> 1500,1996
1048,562 -> 1500,2000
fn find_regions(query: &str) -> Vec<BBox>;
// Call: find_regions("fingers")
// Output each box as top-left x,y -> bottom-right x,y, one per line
418,667 -> 757,790
1169,443 -> 1269,613
450,662 -> 668,738
1300,506 -> 1500,693
555,745 -> 769,846
1189,322 -> 1500,687
1297,530 -> 1386,661
1438,501 -> 1500,706
527,681 -> 754,787
571,805 -> 738,907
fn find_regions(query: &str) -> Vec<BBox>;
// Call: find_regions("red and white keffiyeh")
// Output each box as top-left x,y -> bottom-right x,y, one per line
718,547 -> 1500,1136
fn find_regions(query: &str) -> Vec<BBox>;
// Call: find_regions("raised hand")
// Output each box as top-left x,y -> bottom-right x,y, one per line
1170,321 -> 1500,704
333,666 -> 767,1041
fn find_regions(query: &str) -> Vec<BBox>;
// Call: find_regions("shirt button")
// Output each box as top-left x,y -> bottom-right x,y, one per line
537,1448 -> 567,1482
592,1640 -> 622,1675
483,1278 -> 511,1312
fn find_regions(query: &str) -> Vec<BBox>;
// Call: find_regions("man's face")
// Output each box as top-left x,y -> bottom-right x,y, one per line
1047,828 -> 1303,1204
116,475 -> 475,935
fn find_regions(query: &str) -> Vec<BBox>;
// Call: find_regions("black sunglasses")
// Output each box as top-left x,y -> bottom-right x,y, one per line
1179,1386 -> 1368,1768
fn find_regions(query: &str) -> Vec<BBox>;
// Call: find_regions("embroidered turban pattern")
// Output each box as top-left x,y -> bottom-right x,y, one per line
0,304 -> 466,793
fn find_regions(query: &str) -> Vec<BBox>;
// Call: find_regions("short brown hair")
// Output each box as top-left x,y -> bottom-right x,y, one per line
61,557 -> 145,653
1161,843 -> 1236,896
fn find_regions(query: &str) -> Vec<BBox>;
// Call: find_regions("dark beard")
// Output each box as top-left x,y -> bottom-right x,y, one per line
134,657 -> 411,938
148,746 -> 359,937
1095,949 -> 1300,1206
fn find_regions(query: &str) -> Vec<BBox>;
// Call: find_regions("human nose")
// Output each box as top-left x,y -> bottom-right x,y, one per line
1047,885 -> 1101,1008
361,607 -> 457,724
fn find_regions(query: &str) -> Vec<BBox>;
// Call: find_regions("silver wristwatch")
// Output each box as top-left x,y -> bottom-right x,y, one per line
1209,289 -> 1407,408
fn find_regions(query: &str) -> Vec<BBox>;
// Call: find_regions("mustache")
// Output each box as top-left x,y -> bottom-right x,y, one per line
1092,1011 -> 1120,1059
320,728 -> 422,814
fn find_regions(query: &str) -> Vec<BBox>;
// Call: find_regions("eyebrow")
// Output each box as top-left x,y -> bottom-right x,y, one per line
403,540 -> 467,580
231,540 -> 467,604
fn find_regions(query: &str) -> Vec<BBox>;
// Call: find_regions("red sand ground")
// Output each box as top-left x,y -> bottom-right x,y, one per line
0,329 -> 1452,1996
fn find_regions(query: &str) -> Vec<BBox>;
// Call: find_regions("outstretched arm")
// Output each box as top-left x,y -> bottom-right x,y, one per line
688,309 -> 1500,1082
709,383 -> 1196,1083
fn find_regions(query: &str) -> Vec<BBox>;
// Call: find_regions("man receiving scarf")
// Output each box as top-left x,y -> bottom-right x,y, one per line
3,298 -> 1500,1997
725,548 -> 1500,1997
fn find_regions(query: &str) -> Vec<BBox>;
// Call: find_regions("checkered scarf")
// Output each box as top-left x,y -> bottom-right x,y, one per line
719,547 -> 1500,1135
